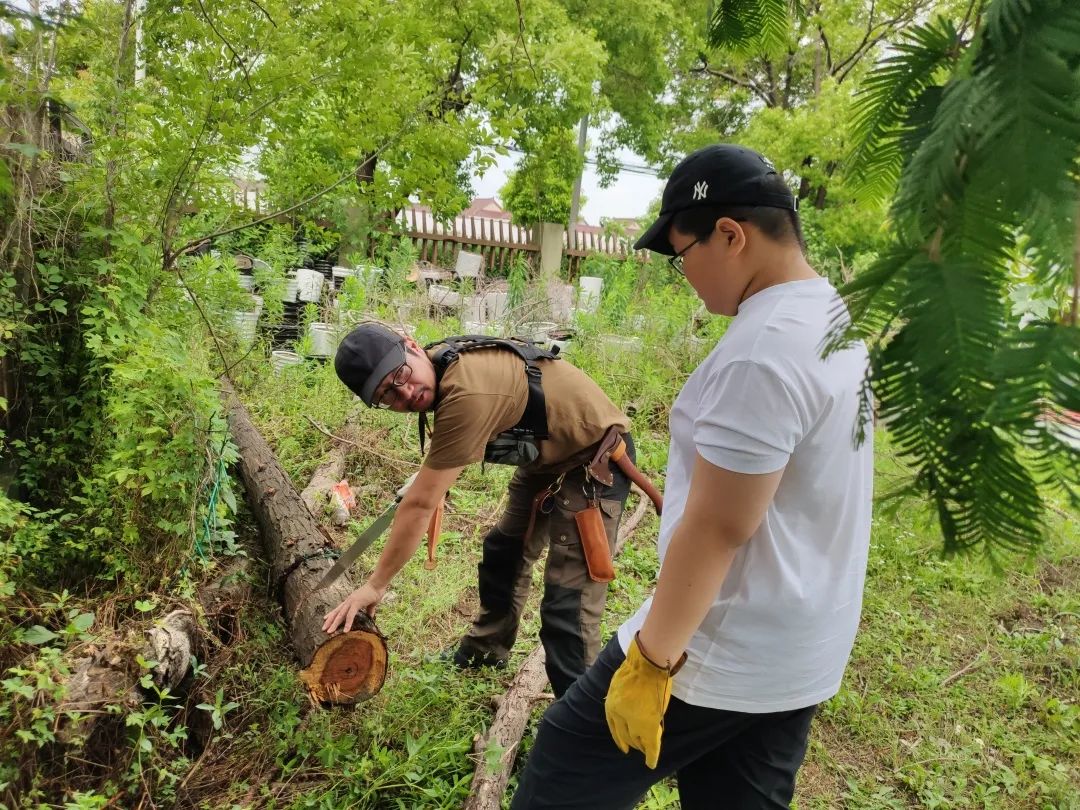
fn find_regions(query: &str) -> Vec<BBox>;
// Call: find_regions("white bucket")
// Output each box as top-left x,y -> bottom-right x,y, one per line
578,276 -> 603,314
270,350 -> 303,373
237,274 -> 254,291
308,322 -> 337,357
281,276 -> 299,302
296,268 -> 324,303
231,310 -> 259,345
483,290 -> 509,321
600,334 -> 642,356
520,321 -> 557,344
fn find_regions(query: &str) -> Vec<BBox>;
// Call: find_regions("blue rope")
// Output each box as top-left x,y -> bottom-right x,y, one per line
196,435 -> 230,560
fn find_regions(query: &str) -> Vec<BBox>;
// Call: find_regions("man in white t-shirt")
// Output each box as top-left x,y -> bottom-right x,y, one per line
511,144 -> 873,809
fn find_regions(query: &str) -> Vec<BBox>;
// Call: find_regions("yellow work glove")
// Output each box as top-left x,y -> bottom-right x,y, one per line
605,633 -> 687,769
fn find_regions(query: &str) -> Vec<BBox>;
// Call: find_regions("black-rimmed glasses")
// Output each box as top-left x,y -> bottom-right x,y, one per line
668,238 -> 702,274
374,362 -> 413,409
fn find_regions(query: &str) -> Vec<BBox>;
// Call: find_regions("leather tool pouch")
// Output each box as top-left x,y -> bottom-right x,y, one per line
575,502 -> 615,583
586,426 -> 622,486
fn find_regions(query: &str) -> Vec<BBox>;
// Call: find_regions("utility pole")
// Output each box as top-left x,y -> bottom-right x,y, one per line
567,113 -> 589,252
134,0 -> 146,83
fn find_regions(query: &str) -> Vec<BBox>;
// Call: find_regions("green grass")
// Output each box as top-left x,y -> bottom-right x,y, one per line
168,394 -> 1079,809
6,299 -> 1075,810
197,318 -> 1080,810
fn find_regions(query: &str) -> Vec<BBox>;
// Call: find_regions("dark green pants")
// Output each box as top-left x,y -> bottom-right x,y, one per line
459,435 -> 634,696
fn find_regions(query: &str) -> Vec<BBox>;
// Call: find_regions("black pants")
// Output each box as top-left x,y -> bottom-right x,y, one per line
460,436 -> 634,697
511,637 -> 817,809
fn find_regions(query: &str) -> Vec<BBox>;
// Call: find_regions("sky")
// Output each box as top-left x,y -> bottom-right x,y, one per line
472,149 -> 665,226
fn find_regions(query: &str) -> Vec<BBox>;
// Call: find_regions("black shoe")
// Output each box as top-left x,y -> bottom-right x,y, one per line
440,644 -> 507,670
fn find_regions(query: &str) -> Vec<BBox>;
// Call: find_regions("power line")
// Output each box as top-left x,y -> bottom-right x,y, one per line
503,145 -> 661,178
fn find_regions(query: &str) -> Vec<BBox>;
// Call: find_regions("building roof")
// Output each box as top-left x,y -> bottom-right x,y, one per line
462,197 -> 512,219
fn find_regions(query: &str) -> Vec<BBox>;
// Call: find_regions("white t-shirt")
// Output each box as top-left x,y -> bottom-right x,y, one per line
618,277 -> 873,713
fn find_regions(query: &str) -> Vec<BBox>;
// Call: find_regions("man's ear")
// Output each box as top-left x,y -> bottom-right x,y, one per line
715,217 -> 747,252
403,336 -> 421,353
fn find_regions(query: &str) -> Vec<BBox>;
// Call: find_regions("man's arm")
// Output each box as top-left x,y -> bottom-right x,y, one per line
635,452 -> 783,666
322,463 -> 464,633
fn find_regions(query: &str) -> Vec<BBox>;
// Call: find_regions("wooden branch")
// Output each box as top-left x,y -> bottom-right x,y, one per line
463,488 -> 653,809
941,645 -> 991,686
194,0 -> 253,90
300,416 -> 359,523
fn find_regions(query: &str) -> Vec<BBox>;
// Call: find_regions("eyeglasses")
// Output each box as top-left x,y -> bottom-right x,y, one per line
374,362 -> 413,409
668,238 -> 702,274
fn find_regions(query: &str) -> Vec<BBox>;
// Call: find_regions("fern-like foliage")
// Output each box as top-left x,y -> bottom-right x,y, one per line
848,17 -> 963,205
707,0 -> 802,57
838,0 -> 1080,561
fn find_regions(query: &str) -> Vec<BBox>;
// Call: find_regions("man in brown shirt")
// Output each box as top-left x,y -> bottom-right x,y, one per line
322,322 -> 636,696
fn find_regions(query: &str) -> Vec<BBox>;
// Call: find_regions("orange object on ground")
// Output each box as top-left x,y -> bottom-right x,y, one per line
425,499 -> 444,569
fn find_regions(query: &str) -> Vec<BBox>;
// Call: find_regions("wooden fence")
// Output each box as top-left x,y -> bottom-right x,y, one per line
565,228 -> 637,276
398,210 -> 643,277
399,209 -> 538,275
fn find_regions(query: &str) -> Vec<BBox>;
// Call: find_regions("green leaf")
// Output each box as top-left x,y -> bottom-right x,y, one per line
22,625 -> 58,645
5,142 -> 40,158
71,612 -> 94,633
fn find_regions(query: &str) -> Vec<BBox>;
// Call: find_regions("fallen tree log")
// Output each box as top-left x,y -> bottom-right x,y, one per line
463,491 -> 652,810
223,384 -> 387,704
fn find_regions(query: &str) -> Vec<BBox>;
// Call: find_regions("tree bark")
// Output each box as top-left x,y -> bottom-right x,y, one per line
463,492 -> 652,809
223,383 -> 387,704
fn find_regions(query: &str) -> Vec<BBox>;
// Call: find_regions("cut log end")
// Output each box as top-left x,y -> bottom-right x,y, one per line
299,630 -> 388,705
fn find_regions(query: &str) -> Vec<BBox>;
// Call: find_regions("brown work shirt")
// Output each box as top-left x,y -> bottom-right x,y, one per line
422,347 -> 629,472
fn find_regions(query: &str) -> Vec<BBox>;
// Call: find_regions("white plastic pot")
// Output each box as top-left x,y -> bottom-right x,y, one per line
577,276 -> 603,314
270,350 -> 303,374
520,321 -> 557,344
281,276 -> 299,302
296,268 -> 324,303
308,322 -> 337,357
231,311 -> 259,345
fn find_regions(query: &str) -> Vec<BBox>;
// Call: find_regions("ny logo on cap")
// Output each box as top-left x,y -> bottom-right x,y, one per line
692,181 -> 708,201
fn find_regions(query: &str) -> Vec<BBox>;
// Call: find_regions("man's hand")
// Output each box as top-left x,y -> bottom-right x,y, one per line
605,633 -> 686,769
322,582 -> 386,634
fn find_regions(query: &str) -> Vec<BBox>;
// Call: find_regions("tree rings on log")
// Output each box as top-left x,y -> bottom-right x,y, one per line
299,628 -> 388,704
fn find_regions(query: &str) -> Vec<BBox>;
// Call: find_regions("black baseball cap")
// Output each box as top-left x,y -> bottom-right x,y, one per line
335,323 -> 407,407
634,144 -> 796,255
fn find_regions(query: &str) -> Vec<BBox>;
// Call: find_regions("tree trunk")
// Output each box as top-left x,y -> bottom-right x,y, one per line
463,492 -> 652,809
223,383 -> 387,704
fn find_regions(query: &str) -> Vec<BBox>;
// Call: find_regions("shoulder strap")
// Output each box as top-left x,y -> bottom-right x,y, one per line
422,335 -> 555,440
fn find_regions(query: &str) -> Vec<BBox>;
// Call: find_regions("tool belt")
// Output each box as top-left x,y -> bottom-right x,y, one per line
522,428 -> 664,583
